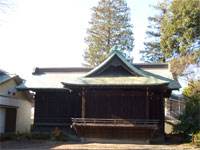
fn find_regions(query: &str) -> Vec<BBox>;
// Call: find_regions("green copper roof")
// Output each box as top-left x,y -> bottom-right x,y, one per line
16,47 -> 181,91
84,47 -> 148,77
16,73 -> 83,90
67,47 -> 180,89
62,76 -> 169,87
141,70 -> 181,89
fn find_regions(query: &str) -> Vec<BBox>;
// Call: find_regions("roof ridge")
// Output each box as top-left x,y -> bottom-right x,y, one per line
32,63 -> 169,74
33,67 -> 93,74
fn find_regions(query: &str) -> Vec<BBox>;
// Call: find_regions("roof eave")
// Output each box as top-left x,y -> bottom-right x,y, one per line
62,82 -> 169,87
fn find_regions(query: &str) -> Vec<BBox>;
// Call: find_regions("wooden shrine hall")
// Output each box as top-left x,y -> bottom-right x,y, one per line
17,46 -> 181,143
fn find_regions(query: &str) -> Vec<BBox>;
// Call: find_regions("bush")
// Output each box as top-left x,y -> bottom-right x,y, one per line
193,132 -> 200,146
52,127 -> 67,141
31,132 -> 51,140
0,132 -> 52,141
173,81 -> 200,139
0,127 -> 68,141
0,133 -> 17,141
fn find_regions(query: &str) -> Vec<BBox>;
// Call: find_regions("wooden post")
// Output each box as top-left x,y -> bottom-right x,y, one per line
146,87 -> 149,119
160,87 -> 165,137
192,133 -> 194,145
82,89 -> 86,118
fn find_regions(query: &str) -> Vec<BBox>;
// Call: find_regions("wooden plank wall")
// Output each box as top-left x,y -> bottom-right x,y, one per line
74,126 -> 155,142
34,88 -> 165,135
34,91 -> 81,123
85,93 -> 146,119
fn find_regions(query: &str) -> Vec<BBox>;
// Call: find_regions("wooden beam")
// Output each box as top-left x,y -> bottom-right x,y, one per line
146,87 -> 149,119
82,89 -> 86,118
85,91 -> 146,96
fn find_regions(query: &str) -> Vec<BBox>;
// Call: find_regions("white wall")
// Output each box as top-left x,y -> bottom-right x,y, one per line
0,79 -> 32,133
0,108 -> 6,133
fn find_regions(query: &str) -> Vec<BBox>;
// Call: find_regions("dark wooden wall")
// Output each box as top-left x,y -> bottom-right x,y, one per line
149,94 -> 162,120
74,126 -> 156,142
84,89 -> 164,122
149,90 -> 165,136
34,90 -> 81,124
85,93 -> 146,119
33,88 -> 165,136
34,89 -> 164,121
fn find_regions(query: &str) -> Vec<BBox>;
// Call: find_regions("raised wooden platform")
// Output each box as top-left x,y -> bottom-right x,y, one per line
71,118 -> 160,143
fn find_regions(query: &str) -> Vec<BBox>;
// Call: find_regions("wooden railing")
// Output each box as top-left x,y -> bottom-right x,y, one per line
72,118 -> 159,128
35,118 -> 70,122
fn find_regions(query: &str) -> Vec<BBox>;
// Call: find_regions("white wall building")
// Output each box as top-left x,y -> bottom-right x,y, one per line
0,70 -> 33,133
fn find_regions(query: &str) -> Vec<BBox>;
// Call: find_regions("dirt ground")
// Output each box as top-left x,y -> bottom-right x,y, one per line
0,140 -> 199,150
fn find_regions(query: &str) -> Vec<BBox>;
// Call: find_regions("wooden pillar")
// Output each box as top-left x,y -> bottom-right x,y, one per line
82,89 -> 86,118
158,87 -> 165,140
160,87 -> 165,137
146,87 -> 149,119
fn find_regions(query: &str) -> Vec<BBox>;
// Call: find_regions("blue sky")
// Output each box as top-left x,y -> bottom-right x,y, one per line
0,0 -> 159,78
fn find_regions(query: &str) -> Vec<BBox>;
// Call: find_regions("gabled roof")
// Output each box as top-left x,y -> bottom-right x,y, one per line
31,63 -> 169,75
0,69 -> 17,84
85,47 -> 147,77
16,47 -> 181,90
0,71 -> 33,101
62,47 -> 181,89
0,74 -> 13,85
0,69 -> 8,75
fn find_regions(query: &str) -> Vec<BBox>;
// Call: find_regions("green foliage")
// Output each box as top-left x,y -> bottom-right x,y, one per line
83,0 -> 134,67
183,81 -> 200,100
160,0 -> 200,59
0,132 -> 52,141
0,133 -> 17,141
141,0 -> 200,74
31,132 -> 52,140
141,0 -> 169,63
193,132 -> 200,146
173,81 -> 200,136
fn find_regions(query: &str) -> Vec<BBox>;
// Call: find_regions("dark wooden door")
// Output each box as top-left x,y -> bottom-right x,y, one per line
5,108 -> 17,133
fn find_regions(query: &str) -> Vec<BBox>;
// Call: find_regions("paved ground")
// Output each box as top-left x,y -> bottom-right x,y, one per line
0,140 -> 199,150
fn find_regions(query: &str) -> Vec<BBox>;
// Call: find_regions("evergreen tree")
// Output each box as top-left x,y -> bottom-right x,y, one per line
140,0 -> 169,63
83,0 -> 134,67
141,0 -> 200,80
160,0 -> 200,60
161,0 -> 200,79
141,0 -> 200,64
